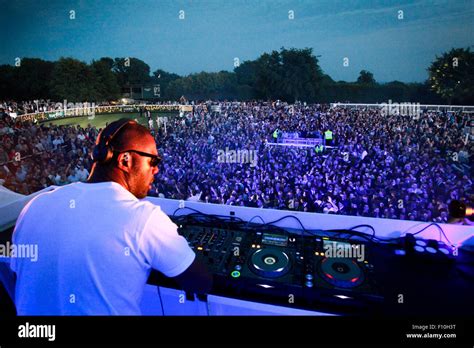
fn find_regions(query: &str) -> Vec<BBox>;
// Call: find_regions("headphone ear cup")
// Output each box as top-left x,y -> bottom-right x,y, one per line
92,143 -> 108,163
93,118 -> 134,164
92,146 -> 100,162
103,147 -> 114,163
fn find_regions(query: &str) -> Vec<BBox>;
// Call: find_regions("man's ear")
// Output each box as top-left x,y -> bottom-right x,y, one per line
116,152 -> 132,172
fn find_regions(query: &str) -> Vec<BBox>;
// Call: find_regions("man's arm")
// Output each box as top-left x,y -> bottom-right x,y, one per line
172,258 -> 213,295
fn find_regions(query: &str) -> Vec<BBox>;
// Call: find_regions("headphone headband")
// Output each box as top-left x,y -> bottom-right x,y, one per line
92,118 -> 137,163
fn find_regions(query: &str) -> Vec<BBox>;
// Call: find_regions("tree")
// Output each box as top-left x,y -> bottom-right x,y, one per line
255,50 -> 283,100
113,57 -> 151,87
0,59 -> 55,100
0,64 -> 17,99
151,69 -> 180,99
234,60 -> 258,99
428,48 -> 474,104
234,60 -> 258,86
50,58 -> 98,101
357,70 -> 376,85
91,58 -> 120,101
245,47 -> 324,102
408,81 -> 443,104
167,71 -> 236,100
280,47 -> 323,102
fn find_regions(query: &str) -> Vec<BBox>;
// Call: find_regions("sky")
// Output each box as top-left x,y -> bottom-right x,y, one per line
1,0 -> 473,83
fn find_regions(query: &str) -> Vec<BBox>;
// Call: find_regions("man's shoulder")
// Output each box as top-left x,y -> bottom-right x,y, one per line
134,200 -> 169,223
25,185 -> 64,203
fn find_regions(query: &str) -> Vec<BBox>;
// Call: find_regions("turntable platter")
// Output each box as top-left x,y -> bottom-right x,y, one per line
249,248 -> 291,278
318,258 -> 364,288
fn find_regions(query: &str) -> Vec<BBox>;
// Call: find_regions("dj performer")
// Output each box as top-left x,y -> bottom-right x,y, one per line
11,119 -> 212,315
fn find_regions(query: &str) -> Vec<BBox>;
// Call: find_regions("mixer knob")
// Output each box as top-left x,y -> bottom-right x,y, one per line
305,281 -> 313,288
305,274 -> 313,281
235,264 -> 242,271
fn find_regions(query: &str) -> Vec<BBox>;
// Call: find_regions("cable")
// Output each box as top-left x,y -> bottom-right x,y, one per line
173,206 -> 206,217
404,222 -> 452,245
172,206 -> 244,223
172,207 -> 246,230
204,295 -> 211,316
173,208 -> 393,245
348,224 -> 376,238
205,297 -> 211,316
172,207 -> 453,247
322,228 -> 379,243
246,215 -> 266,226
263,215 -> 308,233
157,286 -> 165,316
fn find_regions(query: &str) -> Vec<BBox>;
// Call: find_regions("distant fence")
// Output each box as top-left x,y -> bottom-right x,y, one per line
14,102 -> 474,123
14,104 -> 184,123
330,102 -> 474,113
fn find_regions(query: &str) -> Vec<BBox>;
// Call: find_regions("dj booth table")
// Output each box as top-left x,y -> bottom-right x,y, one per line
139,198 -> 474,316
1,190 -> 472,316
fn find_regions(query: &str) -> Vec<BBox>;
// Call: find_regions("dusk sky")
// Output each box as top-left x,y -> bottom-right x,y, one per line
1,0 -> 473,82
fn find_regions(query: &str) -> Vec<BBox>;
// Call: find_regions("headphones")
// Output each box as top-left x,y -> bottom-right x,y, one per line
92,118 -> 137,164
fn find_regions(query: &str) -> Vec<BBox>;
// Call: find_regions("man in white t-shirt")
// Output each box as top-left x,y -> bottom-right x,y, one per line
10,119 -> 212,315
75,164 -> 89,182
52,135 -> 64,150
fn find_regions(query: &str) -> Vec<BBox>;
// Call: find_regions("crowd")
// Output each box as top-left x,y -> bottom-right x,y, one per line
0,100 -> 61,116
0,106 -> 97,194
1,101 -> 472,222
151,102 -> 472,222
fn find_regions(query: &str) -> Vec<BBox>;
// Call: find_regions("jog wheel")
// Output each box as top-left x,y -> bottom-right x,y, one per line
249,248 -> 291,278
318,258 -> 364,288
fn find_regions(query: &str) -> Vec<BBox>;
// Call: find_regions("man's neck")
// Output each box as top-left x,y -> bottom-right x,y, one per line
87,165 -> 132,194
87,171 -> 114,184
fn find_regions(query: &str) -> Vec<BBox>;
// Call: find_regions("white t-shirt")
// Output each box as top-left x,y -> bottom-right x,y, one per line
10,181 -> 195,315
75,168 -> 89,182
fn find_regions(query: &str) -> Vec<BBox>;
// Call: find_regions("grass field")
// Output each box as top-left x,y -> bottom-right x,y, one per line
43,112 -> 177,129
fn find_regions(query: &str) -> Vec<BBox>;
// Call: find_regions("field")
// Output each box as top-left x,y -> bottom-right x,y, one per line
42,112 -> 177,129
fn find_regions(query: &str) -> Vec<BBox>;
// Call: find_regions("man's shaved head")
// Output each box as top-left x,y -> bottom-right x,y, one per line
107,120 -> 154,152
88,119 -> 160,198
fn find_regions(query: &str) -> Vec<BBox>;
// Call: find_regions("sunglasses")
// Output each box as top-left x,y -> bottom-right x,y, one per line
116,150 -> 162,167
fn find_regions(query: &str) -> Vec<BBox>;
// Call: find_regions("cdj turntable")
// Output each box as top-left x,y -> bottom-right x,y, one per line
303,236 -> 383,309
176,223 -> 384,312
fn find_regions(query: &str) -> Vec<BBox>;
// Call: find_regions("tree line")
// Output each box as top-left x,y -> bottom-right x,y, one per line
0,47 -> 472,104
